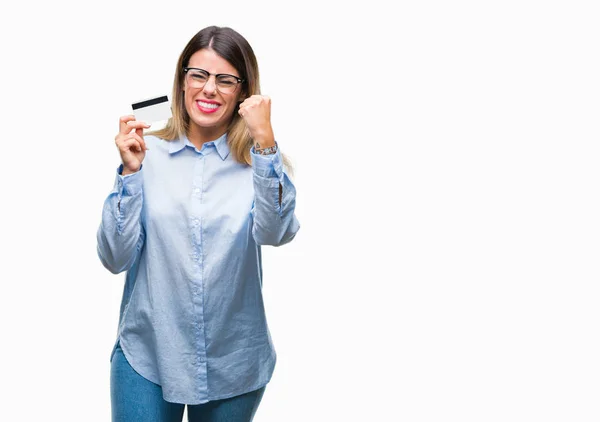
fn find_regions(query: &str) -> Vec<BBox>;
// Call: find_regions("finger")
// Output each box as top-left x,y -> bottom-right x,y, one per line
118,137 -> 144,153
239,102 -> 255,112
127,120 -> 151,131
131,132 -> 148,151
119,115 -> 136,134
135,127 -> 148,148
115,132 -> 148,150
125,132 -> 148,151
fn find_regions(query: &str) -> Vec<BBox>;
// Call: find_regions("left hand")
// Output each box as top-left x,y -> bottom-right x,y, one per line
238,95 -> 275,146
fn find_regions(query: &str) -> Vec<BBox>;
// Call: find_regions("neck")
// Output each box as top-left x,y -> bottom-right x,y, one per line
187,125 -> 226,150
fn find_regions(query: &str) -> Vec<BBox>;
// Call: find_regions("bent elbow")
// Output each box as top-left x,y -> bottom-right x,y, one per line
97,245 -> 130,275
252,220 -> 300,247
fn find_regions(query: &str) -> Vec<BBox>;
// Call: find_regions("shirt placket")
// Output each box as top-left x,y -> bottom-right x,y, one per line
190,148 -> 208,397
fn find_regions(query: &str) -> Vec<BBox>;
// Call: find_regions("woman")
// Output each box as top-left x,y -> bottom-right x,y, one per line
97,26 -> 300,422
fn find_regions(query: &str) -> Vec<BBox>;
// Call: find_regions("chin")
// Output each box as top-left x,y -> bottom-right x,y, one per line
191,110 -> 232,127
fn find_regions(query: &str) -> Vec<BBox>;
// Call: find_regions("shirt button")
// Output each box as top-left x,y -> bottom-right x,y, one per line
194,187 -> 200,194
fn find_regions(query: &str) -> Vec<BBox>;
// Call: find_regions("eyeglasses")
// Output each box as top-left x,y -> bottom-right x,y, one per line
183,67 -> 245,94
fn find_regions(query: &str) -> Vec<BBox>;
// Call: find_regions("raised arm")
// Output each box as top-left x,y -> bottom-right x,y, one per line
96,115 -> 149,273
238,95 -> 300,246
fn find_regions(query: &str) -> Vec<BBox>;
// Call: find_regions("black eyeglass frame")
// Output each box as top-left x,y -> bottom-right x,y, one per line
183,67 -> 246,87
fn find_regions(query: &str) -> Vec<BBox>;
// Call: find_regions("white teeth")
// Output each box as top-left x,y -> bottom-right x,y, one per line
197,101 -> 219,109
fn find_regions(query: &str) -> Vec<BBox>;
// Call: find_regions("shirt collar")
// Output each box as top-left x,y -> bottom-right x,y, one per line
213,133 -> 231,160
169,132 -> 230,161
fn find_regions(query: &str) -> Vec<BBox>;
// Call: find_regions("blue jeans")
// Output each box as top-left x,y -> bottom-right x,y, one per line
111,342 -> 266,422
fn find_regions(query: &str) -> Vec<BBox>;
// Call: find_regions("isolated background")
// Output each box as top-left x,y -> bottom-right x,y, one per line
0,0 -> 599,421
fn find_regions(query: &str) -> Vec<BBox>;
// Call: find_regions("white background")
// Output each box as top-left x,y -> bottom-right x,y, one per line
0,0 -> 599,421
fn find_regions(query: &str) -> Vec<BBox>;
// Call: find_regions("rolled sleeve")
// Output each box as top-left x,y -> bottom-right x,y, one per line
249,143 -> 300,246
117,164 -> 144,196
250,144 -> 284,180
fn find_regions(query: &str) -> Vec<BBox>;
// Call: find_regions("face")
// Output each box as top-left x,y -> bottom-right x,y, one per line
183,48 -> 244,141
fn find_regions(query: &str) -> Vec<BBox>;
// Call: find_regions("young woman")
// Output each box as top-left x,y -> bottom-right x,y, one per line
97,25 -> 300,422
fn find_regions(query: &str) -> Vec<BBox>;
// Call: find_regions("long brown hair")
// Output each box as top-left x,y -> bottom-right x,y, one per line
149,26 -> 292,171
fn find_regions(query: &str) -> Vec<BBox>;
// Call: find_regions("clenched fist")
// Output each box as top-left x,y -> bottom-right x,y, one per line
238,95 -> 275,147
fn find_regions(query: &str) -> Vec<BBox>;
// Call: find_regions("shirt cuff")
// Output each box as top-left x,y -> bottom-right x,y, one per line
250,142 -> 283,179
115,164 -> 144,196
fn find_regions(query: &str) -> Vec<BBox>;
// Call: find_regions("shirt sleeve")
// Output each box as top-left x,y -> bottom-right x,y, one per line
96,164 -> 145,274
250,144 -> 300,246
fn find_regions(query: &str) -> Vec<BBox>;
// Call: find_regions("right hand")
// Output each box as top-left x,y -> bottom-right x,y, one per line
115,115 -> 150,175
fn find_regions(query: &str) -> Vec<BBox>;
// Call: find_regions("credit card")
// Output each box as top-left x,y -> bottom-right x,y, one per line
132,95 -> 172,124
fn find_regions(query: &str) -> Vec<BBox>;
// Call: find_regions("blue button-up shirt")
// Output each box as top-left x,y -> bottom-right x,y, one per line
96,133 -> 300,404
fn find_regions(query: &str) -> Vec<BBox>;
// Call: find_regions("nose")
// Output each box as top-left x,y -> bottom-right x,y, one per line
202,75 -> 218,96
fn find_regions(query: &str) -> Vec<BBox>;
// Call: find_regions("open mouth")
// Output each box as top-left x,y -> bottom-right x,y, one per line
196,100 -> 221,113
